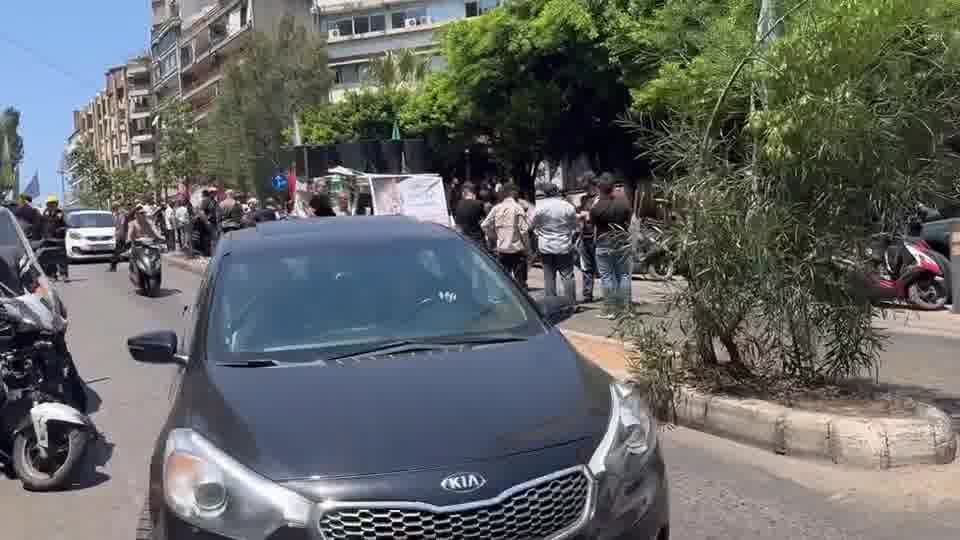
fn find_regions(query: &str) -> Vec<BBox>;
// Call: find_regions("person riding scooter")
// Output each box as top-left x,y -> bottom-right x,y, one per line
127,204 -> 164,245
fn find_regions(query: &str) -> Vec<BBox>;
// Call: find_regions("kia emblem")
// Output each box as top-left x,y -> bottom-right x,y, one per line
440,472 -> 486,493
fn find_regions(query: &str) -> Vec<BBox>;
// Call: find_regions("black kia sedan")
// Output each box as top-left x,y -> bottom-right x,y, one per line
128,216 -> 669,540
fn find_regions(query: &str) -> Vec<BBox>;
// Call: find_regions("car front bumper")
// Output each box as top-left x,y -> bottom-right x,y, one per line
152,446 -> 669,540
68,241 -> 116,259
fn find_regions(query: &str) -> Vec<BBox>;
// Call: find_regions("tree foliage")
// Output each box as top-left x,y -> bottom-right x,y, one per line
67,145 -> 111,208
199,14 -> 332,195
366,49 -> 431,91
156,101 -> 201,192
68,145 -> 153,208
619,0 -> 960,403
440,0 -> 633,190
0,107 -> 24,196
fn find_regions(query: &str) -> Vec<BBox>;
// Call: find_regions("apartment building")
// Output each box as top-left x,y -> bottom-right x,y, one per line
75,66 -> 133,173
315,0 -> 499,100
128,57 -> 156,180
151,0 -> 317,124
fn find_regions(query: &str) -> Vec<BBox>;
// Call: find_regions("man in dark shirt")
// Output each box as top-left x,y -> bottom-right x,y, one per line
14,194 -> 43,241
577,173 -> 599,303
455,182 -> 487,249
588,174 -> 633,318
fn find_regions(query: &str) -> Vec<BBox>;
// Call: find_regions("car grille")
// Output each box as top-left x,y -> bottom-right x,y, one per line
318,469 -> 591,540
87,235 -> 112,241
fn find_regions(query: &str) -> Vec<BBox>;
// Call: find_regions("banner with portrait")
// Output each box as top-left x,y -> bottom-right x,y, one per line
367,174 -> 450,226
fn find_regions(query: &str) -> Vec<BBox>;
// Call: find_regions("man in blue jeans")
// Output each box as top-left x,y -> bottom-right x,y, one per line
589,174 -> 633,318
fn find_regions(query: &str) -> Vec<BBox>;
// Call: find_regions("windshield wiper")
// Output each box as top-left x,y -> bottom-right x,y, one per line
321,340 -> 454,364
216,359 -> 280,368
425,335 -> 528,346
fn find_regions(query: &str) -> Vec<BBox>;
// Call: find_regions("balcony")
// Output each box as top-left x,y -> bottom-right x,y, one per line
323,13 -> 445,62
131,131 -> 154,144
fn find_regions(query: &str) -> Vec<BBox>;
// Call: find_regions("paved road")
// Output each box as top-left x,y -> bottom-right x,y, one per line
3,262 -> 960,539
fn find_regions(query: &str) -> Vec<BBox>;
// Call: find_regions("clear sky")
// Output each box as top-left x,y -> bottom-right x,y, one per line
0,2 -> 149,203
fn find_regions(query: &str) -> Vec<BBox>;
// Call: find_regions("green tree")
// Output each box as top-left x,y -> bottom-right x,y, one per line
110,167 -> 153,208
365,49 -> 431,91
441,0 -> 633,191
156,101 -> 200,194
302,89 -> 410,145
199,14 -> 332,195
67,145 -> 111,208
618,0 -> 960,409
0,108 -> 24,196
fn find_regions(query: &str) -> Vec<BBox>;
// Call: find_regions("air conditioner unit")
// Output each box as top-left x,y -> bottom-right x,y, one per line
328,28 -> 341,39
405,18 -> 418,28
419,15 -> 432,25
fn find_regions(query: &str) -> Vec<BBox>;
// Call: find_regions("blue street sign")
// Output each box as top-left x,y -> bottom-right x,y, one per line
271,173 -> 288,191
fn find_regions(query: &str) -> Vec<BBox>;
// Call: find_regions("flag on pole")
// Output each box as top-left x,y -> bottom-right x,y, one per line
23,170 -> 40,198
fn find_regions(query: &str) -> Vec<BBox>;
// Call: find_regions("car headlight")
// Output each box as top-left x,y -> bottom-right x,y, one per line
588,382 -> 657,476
163,429 -> 312,539
68,231 -> 83,240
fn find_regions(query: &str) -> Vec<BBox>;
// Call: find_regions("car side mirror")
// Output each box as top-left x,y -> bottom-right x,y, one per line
537,296 -> 575,325
127,330 -> 182,364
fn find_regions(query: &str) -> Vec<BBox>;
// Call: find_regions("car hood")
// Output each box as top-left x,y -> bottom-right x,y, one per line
179,329 -> 612,481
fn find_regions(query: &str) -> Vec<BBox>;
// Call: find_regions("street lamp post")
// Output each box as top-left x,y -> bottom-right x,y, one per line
464,148 -> 472,183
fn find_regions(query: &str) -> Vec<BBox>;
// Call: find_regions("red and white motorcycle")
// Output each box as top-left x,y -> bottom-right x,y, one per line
860,235 -> 948,310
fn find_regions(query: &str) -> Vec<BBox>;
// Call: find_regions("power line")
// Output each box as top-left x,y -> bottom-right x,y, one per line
0,31 -> 101,87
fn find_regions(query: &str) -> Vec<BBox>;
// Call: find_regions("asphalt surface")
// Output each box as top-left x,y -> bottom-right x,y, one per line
2,261 -> 960,539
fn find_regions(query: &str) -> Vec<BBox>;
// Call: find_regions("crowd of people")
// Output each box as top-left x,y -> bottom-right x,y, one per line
106,188 -> 289,270
452,172 -> 635,318
9,194 -> 69,281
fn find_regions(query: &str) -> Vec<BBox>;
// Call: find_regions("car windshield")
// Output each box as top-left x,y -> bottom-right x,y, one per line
207,237 -> 544,360
66,212 -> 114,228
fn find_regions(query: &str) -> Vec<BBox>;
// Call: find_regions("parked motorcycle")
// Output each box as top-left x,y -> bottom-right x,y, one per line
128,239 -> 162,297
854,234 -> 948,310
632,219 -> 675,280
0,209 -> 95,490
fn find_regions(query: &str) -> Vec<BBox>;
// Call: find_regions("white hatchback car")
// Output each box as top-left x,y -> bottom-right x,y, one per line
65,209 -> 117,261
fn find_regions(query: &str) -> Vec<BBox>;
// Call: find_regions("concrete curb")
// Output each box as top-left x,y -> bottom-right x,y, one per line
561,329 -> 958,469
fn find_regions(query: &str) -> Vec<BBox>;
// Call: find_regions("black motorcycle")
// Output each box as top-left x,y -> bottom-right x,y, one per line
0,216 -> 95,490
128,239 -> 163,297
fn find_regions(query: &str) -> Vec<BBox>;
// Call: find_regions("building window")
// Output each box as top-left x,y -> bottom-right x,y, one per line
391,7 -> 427,29
335,18 -> 354,36
354,16 -> 370,34
334,63 -> 368,85
466,0 -> 499,17
181,45 -> 193,66
370,14 -> 386,32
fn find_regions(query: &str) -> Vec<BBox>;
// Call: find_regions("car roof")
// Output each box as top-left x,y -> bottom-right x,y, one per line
220,216 -> 461,257
66,209 -> 111,214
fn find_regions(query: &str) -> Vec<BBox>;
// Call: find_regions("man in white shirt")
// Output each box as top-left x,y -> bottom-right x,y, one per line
163,203 -> 176,251
531,182 -> 578,304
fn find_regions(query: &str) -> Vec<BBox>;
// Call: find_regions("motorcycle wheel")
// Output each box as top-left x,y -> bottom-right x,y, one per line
148,275 -> 161,297
907,277 -> 948,310
12,424 -> 89,491
648,258 -> 675,281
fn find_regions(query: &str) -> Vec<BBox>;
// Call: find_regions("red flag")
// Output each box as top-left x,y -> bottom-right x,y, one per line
288,168 -> 297,197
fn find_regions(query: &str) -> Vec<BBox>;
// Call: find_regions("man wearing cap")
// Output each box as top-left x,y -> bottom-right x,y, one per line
14,194 -> 43,242
42,196 -> 69,281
